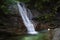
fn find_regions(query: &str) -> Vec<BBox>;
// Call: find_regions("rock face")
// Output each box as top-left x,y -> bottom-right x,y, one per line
0,3 -> 48,34
52,28 -> 60,40
0,4 -> 27,34
8,4 -> 42,31
31,9 -> 41,17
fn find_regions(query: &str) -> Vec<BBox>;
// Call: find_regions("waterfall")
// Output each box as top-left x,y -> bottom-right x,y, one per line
17,2 -> 38,34
27,9 -> 33,20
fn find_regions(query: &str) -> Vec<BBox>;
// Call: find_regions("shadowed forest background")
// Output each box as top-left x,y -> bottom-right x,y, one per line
0,0 -> 60,40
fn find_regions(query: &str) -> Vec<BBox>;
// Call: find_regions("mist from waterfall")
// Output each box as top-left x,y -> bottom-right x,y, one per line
17,2 -> 38,34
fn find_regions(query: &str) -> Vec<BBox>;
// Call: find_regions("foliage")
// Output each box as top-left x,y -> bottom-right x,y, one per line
0,0 -> 17,14
17,0 -> 30,2
33,0 -> 60,23
0,0 -> 30,14
0,0 -> 60,25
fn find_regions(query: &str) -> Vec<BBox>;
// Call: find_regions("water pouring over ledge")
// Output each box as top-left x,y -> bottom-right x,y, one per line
17,2 -> 38,34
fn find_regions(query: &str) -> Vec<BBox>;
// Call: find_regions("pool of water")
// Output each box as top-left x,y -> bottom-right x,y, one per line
0,30 -> 49,40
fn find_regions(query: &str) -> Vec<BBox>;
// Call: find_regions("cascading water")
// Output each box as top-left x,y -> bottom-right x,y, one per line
27,9 -> 33,20
17,2 -> 38,34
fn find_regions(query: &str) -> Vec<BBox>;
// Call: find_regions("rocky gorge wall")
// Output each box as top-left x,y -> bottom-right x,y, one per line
0,4 -> 48,34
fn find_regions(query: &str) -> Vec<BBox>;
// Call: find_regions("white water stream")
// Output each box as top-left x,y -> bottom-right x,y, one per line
17,2 -> 38,34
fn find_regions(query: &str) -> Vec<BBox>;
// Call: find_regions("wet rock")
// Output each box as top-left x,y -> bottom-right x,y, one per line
52,28 -> 60,40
